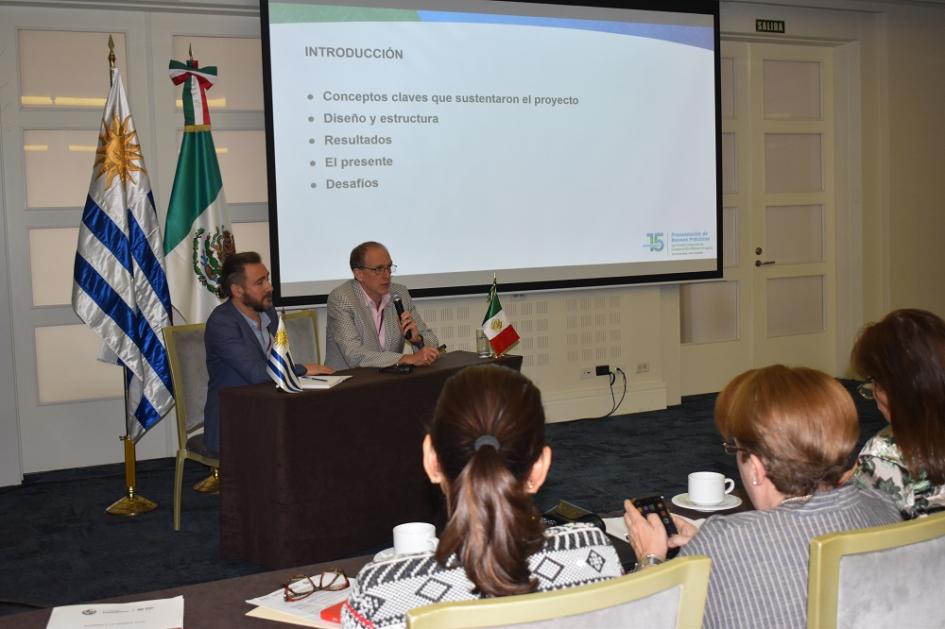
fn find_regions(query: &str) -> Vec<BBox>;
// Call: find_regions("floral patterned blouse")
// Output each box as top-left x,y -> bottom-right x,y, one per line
854,425 -> 945,518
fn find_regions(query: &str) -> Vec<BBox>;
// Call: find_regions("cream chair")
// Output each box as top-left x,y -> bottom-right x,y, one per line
405,555 -> 711,629
163,322 -> 218,531
807,511 -> 945,629
282,308 -> 321,364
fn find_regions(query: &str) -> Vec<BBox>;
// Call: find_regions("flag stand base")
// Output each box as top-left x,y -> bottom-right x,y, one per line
105,435 -> 157,516
193,467 -> 220,493
106,489 -> 158,516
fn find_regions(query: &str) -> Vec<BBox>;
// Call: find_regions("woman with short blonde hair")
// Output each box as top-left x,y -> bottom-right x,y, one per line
626,365 -> 899,629
716,365 -> 858,497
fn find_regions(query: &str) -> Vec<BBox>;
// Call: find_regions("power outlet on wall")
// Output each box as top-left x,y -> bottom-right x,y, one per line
636,362 -> 650,374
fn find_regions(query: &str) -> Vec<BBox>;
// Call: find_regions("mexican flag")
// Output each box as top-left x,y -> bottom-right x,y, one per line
163,57 -> 234,324
482,276 -> 520,356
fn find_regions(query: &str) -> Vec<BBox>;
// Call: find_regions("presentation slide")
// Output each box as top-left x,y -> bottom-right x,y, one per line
262,0 -> 721,302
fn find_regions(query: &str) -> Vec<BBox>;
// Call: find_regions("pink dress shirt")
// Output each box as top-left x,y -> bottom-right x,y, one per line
355,283 -> 391,348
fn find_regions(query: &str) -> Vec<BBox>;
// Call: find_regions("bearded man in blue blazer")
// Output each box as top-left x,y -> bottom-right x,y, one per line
203,251 -> 333,455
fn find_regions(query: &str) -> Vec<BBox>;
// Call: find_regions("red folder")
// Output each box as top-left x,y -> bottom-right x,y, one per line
320,600 -> 345,624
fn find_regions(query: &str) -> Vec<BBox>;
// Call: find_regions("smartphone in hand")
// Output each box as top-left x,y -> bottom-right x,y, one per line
632,494 -> 679,538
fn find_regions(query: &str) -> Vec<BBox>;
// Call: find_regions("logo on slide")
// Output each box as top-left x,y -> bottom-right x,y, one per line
644,233 -> 665,252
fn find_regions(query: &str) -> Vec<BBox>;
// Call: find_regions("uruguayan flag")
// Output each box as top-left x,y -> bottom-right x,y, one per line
267,315 -> 303,393
72,69 -> 174,441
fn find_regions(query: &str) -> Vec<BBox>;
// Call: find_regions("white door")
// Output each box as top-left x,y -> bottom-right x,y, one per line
750,44 -> 836,372
681,40 -> 837,393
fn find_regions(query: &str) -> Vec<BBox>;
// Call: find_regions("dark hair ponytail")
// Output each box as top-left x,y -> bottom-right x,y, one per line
431,366 -> 546,597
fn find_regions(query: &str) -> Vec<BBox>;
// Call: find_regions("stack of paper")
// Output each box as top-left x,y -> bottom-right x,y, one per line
46,596 -> 184,628
298,375 -> 352,390
245,577 -> 356,628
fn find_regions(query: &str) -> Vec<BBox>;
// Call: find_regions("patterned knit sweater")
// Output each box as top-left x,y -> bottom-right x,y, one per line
341,523 -> 622,629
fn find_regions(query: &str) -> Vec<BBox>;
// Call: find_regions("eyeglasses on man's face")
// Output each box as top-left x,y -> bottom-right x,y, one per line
359,263 -> 397,275
857,379 -> 875,401
283,569 -> 349,602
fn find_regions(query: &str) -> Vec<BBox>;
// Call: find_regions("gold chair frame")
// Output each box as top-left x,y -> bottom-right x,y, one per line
282,308 -> 321,365
406,555 -> 711,629
163,322 -> 218,531
807,511 -> 945,629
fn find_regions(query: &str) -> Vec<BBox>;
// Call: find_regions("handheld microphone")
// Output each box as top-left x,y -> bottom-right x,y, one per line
392,293 -> 412,340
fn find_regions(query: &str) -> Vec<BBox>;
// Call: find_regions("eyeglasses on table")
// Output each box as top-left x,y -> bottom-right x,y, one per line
283,569 -> 350,602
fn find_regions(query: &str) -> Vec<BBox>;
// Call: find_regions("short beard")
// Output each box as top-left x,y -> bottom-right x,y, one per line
244,294 -> 271,313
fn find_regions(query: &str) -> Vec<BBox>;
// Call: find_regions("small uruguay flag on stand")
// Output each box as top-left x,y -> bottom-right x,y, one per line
482,275 -> 520,357
267,314 -> 303,393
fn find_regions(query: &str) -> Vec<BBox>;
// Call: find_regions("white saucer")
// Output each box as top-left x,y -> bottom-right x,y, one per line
373,547 -> 396,562
671,492 -> 742,512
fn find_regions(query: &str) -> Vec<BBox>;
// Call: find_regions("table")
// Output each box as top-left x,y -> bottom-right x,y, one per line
0,556 -> 372,629
0,489 -> 741,628
220,351 -> 522,569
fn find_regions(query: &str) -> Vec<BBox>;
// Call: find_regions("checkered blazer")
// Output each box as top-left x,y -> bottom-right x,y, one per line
325,280 -> 439,369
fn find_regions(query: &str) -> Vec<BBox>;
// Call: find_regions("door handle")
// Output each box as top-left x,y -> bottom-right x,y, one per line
754,260 -> 776,267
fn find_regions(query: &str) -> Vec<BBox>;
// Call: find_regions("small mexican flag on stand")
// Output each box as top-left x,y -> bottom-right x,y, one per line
482,275 -> 520,356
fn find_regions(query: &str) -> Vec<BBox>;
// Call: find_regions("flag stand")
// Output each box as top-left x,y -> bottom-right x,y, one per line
101,38 -> 157,517
192,467 -> 219,493
106,369 -> 158,516
106,436 -> 157,516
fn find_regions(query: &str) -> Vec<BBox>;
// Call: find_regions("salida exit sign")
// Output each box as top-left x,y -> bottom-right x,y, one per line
756,19 -> 785,33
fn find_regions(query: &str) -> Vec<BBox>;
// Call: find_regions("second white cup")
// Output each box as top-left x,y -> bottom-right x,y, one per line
393,522 -> 438,556
688,471 -> 735,506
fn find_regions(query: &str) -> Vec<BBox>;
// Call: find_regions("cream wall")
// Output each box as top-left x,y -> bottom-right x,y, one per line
766,1 -> 944,321
883,5 -> 945,317
1,0 -> 945,483
0,0 -> 681,480
722,0 -> 945,362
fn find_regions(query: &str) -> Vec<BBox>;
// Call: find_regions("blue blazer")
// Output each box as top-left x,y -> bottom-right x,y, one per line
203,300 -> 304,454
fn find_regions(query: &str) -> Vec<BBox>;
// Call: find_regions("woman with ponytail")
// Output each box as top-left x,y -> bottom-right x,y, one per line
342,365 -> 621,629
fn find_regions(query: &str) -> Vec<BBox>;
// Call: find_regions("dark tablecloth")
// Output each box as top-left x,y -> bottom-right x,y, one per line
0,555 -> 372,628
220,351 -> 522,568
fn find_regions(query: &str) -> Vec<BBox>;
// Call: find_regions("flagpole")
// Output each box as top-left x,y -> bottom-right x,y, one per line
106,369 -> 158,516
102,36 -> 157,517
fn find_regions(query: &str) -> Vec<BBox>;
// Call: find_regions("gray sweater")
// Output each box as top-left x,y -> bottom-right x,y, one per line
680,483 -> 900,629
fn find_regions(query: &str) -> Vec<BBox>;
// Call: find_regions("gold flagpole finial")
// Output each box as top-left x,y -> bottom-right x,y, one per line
107,34 -> 116,86
189,43 -> 194,63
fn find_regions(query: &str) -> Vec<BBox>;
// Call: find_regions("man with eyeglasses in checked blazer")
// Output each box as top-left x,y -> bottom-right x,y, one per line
325,241 -> 441,370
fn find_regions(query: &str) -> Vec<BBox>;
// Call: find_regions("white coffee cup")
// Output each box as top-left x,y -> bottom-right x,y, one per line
393,522 -> 438,556
688,471 -> 736,506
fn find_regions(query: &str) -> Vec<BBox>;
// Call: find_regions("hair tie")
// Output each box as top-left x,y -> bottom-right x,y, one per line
474,435 -> 500,451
